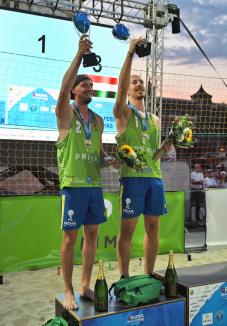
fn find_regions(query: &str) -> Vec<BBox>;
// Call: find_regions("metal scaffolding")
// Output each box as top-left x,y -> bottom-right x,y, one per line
146,0 -> 166,118
0,0 -> 179,115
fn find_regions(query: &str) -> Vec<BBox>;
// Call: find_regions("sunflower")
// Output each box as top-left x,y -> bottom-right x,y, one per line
119,144 -> 134,156
184,129 -> 193,142
117,144 -> 147,172
153,115 -> 197,160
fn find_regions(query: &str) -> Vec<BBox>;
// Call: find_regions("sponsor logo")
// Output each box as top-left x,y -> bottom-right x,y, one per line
64,209 -> 77,228
202,313 -> 213,325
32,92 -> 48,100
64,221 -> 77,227
104,199 -> 112,218
125,198 -> 131,209
30,105 -> 37,112
68,210 -> 74,221
127,313 -> 144,324
123,197 -> 134,215
75,153 -> 98,162
221,286 -> 227,295
190,308 -> 199,313
215,311 -> 224,322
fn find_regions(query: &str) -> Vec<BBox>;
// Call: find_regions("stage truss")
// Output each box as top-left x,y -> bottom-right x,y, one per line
0,0 -> 179,115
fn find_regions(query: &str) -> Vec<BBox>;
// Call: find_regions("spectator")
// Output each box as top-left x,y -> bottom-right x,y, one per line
203,169 -> 219,190
190,163 -> 205,225
215,164 -> 226,178
163,144 -> 177,162
218,171 -> 227,189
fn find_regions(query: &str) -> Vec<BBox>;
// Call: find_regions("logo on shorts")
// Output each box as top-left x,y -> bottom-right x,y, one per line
125,198 -> 131,209
68,210 -> 74,221
64,209 -> 77,228
123,197 -> 135,215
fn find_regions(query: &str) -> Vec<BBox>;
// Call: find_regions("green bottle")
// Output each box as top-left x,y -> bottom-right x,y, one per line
94,260 -> 108,312
164,250 -> 178,297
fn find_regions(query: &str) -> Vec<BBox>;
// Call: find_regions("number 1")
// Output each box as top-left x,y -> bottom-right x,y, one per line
38,35 -> 46,53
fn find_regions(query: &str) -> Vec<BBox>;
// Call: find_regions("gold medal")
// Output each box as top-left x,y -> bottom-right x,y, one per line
85,139 -> 92,148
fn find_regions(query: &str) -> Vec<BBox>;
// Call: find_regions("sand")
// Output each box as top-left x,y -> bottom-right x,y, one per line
1,249 -> 227,326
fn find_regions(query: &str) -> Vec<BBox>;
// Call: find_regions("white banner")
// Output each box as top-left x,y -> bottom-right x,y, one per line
206,189 -> 227,248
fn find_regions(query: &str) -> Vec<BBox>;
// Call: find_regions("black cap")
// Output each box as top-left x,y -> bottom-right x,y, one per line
70,74 -> 91,99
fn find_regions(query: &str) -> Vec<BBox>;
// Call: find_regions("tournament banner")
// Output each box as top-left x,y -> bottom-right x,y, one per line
0,192 -> 184,272
1,75 -> 118,142
82,300 -> 185,326
189,282 -> 227,326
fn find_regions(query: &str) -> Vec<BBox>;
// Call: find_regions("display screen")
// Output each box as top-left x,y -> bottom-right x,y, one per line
0,9 -> 128,142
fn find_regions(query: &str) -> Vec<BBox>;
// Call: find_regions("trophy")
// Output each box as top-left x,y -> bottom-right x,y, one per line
112,23 -> 151,58
72,11 -> 102,72
112,23 -> 130,41
136,40 -> 151,58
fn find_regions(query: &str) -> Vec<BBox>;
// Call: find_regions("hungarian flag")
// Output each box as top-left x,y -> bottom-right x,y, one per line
88,75 -> 118,99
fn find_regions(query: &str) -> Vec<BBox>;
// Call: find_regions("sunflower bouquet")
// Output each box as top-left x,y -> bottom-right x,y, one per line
117,144 -> 147,172
153,114 -> 197,160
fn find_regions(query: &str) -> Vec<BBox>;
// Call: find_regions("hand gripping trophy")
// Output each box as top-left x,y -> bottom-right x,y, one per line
72,11 -> 102,72
112,22 -> 151,58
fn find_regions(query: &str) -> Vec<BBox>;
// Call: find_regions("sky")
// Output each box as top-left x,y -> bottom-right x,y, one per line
165,0 -> 227,66
162,0 -> 227,102
129,0 -> 227,103
1,1 -> 227,103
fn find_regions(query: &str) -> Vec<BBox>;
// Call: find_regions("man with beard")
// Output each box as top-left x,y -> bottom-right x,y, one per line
114,38 -> 170,278
56,35 -> 113,310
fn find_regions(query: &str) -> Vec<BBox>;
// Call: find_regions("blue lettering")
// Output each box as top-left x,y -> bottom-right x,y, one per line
105,123 -> 113,129
104,116 -> 115,122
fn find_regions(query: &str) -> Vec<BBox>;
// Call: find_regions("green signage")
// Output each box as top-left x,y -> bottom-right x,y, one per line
0,192 -> 184,272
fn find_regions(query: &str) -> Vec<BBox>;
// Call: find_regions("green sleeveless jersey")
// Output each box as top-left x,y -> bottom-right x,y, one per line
56,110 -> 102,189
116,108 -> 162,178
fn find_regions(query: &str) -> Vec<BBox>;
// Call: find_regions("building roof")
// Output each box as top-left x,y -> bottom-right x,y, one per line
191,84 -> 212,103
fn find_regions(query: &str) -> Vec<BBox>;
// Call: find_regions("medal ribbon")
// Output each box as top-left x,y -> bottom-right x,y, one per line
128,103 -> 148,131
73,102 -> 92,141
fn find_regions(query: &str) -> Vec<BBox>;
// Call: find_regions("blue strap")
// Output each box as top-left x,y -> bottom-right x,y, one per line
73,102 -> 92,140
128,103 -> 148,131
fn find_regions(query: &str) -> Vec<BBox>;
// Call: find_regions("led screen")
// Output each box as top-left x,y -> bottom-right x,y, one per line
0,9 -> 128,142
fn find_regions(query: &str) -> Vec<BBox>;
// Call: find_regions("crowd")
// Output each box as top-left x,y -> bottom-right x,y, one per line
189,162 -> 227,227
191,163 -> 227,190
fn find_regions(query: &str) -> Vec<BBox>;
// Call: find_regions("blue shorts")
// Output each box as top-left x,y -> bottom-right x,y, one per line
60,187 -> 106,231
120,177 -> 167,218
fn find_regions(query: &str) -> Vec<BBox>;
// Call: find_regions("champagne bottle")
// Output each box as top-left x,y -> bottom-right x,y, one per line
164,250 -> 178,297
94,260 -> 108,312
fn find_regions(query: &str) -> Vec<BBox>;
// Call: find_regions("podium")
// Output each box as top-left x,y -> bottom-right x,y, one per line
155,262 -> 227,326
55,293 -> 185,325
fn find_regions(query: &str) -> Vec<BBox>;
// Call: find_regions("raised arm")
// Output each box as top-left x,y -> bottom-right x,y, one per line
113,38 -> 142,119
56,35 -> 92,130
